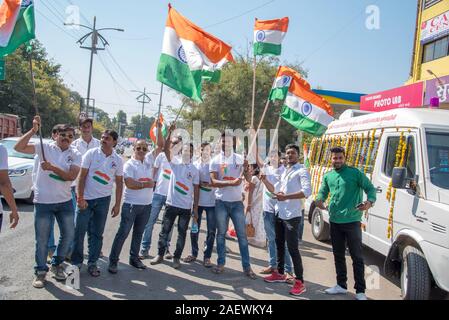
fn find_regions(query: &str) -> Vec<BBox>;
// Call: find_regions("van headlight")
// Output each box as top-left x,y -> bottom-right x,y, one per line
8,166 -> 32,177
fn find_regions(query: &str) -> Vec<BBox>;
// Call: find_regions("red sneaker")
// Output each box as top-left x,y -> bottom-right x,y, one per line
264,271 -> 287,283
290,279 -> 306,296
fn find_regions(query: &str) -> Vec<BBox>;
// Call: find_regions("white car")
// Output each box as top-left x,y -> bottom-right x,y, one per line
0,137 -> 51,204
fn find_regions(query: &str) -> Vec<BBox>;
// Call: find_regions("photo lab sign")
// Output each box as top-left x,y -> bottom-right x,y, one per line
421,10 -> 449,44
361,82 -> 424,112
425,75 -> 449,105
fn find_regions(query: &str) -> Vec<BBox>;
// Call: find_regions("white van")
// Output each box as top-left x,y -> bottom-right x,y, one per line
305,108 -> 449,300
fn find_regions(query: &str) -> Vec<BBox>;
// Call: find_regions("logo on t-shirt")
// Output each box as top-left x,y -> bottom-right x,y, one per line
175,181 -> 189,196
67,155 -> 74,164
187,171 -> 193,181
111,161 -> 117,170
93,171 -> 111,185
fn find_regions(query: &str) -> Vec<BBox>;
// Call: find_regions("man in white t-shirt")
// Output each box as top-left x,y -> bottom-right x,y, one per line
151,125 -> 200,269
71,130 -> 124,277
14,116 -> 82,289
140,135 -> 182,259
183,142 -> 216,267
0,144 -> 19,232
210,132 -> 256,279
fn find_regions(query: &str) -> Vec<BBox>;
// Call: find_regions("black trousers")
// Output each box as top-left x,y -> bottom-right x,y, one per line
275,216 -> 304,281
157,206 -> 191,259
330,222 -> 366,294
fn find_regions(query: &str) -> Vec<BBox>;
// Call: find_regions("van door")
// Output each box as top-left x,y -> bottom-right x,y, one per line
368,130 -> 419,256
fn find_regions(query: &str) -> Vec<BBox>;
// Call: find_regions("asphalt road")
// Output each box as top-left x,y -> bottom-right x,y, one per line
0,197 -> 416,301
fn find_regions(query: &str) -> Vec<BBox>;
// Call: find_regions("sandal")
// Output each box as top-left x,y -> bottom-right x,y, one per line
244,269 -> 257,280
203,259 -> 213,268
88,265 -> 101,277
212,265 -> 225,274
183,256 -> 197,263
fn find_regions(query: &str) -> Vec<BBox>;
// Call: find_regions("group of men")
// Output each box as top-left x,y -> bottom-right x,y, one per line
0,115 -> 377,300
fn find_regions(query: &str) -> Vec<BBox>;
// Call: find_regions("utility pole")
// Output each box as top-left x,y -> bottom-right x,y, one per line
65,17 -> 124,119
131,88 -> 159,139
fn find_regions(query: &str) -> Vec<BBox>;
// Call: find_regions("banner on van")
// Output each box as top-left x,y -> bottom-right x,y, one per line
360,82 -> 424,112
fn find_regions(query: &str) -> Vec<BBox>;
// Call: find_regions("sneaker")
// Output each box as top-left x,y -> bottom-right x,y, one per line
356,293 -> 368,300
139,250 -> 151,260
290,279 -> 306,296
173,258 -> 181,269
32,272 -> 47,289
51,265 -> 67,281
150,255 -> 164,266
165,250 -> 173,260
324,285 -> 348,295
130,259 -> 147,270
108,262 -> 118,274
264,271 -> 287,283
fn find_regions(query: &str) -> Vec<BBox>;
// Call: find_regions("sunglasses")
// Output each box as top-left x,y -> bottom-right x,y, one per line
136,147 -> 148,152
59,133 -> 74,139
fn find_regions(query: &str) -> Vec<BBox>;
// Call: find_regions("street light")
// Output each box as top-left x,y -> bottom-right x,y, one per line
64,17 -> 124,119
131,88 -> 159,138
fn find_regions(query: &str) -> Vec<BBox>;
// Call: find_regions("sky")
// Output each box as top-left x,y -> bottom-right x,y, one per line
34,0 -> 418,121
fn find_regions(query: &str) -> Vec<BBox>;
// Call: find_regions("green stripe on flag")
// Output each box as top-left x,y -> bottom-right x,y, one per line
281,105 -> 328,137
157,53 -> 203,102
254,42 -> 282,56
269,87 -> 289,101
175,186 -> 188,195
0,4 -> 35,57
93,176 -> 109,185
49,174 -> 65,182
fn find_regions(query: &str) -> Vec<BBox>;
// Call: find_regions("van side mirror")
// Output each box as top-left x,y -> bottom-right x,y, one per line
392,167 -> 407,189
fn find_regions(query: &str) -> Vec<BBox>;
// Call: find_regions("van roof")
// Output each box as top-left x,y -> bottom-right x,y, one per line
326,108 -> 449,134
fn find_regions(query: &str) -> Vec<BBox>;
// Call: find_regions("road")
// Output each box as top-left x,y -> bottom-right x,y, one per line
0,197 -> 414,301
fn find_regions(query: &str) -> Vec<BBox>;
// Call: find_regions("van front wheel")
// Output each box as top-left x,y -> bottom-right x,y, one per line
401,246 -> 431,300
311,208 -> 330,242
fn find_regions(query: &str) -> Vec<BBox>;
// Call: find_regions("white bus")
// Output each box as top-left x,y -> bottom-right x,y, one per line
305,108 -> 449,300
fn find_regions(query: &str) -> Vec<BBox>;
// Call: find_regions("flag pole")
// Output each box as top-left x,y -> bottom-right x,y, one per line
156,82 -> 164,138
174,102 -> 186,123
28,52 -> 46,161
269,114 -> 282,153
250,54 -> 257,130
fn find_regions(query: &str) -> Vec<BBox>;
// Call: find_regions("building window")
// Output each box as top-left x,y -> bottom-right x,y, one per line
422,36 -> 449,63
423,0 -> 442,10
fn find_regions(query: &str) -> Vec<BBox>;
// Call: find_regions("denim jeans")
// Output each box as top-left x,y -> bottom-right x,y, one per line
190,206 -> 216,259
263,211 -> 292,273
141,193 -> 173,253
275,216 -> 304,281
34,200 -> 75,273
330,222 -> 366,294
109,203 -> 151,264
215,200 -> 251,271
47,215 -> 56,253
157,206 -> 191,259
71,196 -> 111,267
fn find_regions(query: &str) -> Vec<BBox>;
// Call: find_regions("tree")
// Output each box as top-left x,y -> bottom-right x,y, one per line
0,41 -> 78,136
175,53 -> 309,150
130,115 -> 155,140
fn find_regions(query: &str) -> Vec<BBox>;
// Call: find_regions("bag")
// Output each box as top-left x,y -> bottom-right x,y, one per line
246,223 -> 255,238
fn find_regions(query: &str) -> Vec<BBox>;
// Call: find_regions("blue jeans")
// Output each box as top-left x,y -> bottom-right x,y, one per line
263,211 -> 292,273
34,200 -> 75,273
190,206 -> 216,259
71,196 -> 111,267
141,194 -> 172,252
109,203 -> 151,263
215,200 -> 251,271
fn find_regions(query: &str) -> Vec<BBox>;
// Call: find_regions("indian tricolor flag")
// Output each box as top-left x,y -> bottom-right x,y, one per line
93,171 -> 111,186
281,76 -> 334,137
0,0 -> 35,57
268,66 -> 309,101
254,17 -> 289,56
157,5 -> 234,102
149,114 -> 168,144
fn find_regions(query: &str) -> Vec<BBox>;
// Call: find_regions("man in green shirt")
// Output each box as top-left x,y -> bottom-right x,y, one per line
315,146 -> 376,301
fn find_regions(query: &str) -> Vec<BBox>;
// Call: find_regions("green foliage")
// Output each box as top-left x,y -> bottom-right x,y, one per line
130,115 -> 155,140
175,53 -> 309,150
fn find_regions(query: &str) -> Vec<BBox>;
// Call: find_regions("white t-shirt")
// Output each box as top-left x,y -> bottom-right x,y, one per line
123,158 -> 154,206
166,159 -> 200,210
275,163 -> 312,220
0,145 -> 8,213
34,143 -> 82,204
153,153 -> 172,197
195,160 -> 216,208
262,165 -> 285,213
81,147 -> 124,201
210,152 -> 245,202
71,137 -> 101,187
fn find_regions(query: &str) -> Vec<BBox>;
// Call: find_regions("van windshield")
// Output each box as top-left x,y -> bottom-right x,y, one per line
426,132 -> 449,190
